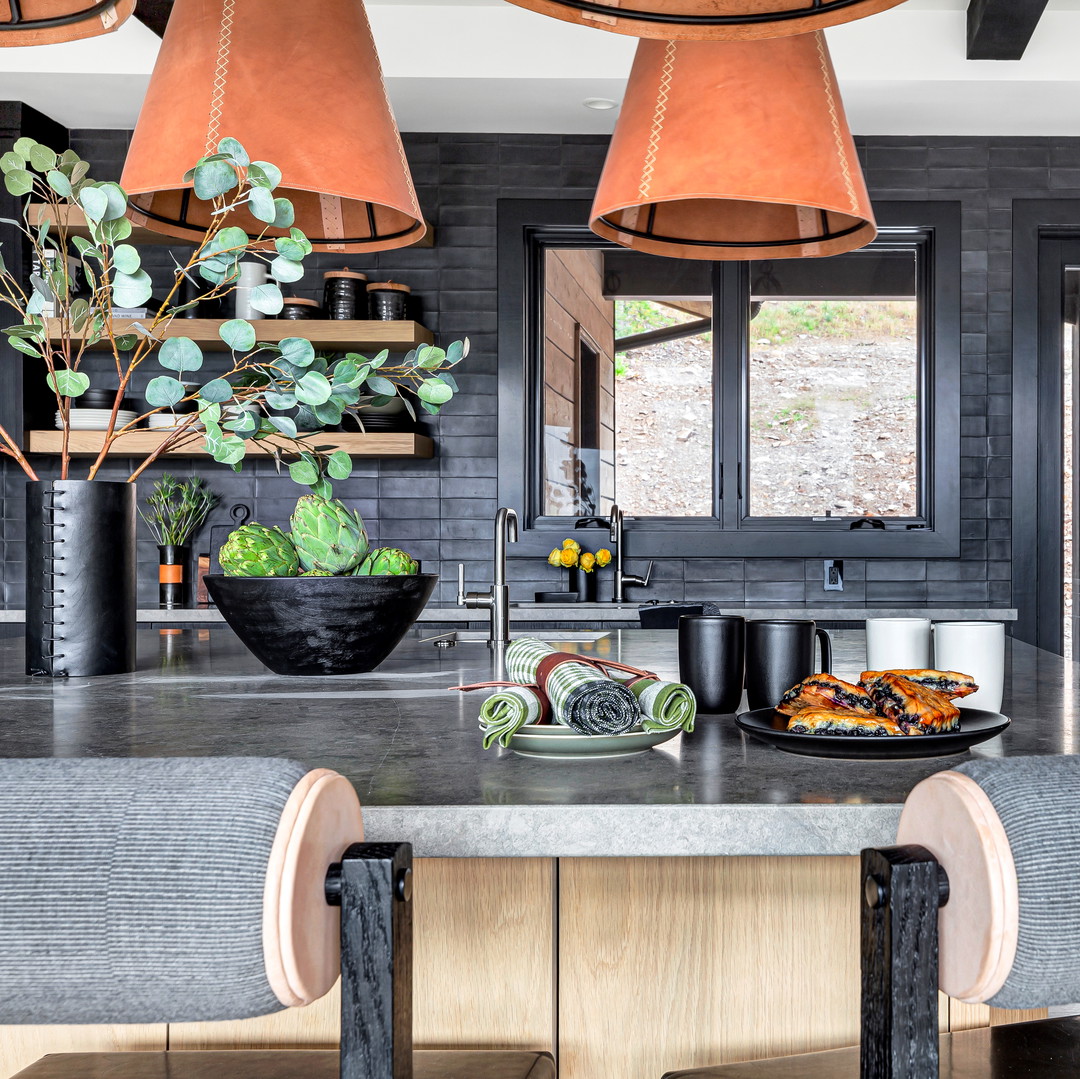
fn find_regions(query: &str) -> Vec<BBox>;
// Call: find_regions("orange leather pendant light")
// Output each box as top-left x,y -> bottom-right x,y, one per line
590,33 -> 876,260
0,0 -> 133,46
503,0 -> 907,41
121,0 -> 425,252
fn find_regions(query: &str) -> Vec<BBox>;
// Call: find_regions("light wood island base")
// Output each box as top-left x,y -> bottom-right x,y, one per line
0,858 -> 1042,1079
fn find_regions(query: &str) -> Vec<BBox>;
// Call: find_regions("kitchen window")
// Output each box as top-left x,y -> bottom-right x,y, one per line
498,199 -> 961,558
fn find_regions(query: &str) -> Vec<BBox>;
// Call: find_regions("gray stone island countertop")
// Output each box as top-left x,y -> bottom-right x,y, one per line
0,627 -> 1067,858
0,605 -> 1020,624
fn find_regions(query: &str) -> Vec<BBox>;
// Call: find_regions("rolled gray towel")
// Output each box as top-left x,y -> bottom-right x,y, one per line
0,757 -> 309,1025
506,638 -> 640,735
956,756 -> 1080,1010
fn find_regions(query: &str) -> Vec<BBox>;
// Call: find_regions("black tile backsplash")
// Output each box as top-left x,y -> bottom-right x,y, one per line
0,130 -> 1068,610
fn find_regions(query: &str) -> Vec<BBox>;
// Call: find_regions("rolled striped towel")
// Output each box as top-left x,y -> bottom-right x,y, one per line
624,676 -> 697,734
506,637 -> 640,735
478,684 -> 549,749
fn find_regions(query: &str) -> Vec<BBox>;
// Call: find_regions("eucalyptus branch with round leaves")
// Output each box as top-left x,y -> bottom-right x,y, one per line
0,137 -> 469,495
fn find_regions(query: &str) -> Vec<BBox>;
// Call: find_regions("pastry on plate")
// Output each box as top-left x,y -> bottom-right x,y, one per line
864,673 -> 961,734
785,708 -> 909,737
859,669 -> 978,699
776,675 -> 876,716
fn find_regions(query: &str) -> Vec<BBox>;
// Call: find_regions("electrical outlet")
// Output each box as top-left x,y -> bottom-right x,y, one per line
823,559 -> 843,591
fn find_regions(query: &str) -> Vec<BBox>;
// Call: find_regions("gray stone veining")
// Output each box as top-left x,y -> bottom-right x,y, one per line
0,627 -> 1070,857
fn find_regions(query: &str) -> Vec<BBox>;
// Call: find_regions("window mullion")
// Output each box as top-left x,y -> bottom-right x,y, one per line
717,261 -> 747,530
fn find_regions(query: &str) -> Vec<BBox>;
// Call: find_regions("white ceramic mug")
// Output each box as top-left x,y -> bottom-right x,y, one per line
933,621 -> 1005,712
864,617 -> 932,670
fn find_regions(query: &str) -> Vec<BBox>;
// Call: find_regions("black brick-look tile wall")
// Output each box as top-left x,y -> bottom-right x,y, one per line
0,131 -> 1058,609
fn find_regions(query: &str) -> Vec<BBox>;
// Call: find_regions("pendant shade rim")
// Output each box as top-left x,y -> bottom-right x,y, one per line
124,185 -> 428,254
590,207 -> 878,260
502,0 -> 909,39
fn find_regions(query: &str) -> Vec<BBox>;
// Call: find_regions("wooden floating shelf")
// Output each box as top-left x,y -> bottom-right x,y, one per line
27,203 -> 435,248
44,318 -> 434,352
26,430 -> 433,460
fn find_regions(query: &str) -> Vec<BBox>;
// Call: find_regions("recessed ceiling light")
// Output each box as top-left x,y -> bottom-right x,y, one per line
583,97 -> 619,111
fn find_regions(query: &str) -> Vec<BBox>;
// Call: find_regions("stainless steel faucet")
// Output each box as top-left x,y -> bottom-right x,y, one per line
609,503 -> 653,603
457,506 -> 519,646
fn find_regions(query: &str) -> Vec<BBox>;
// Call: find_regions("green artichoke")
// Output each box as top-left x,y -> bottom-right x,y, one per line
353,547 -> 420,576
219,524 -> 299,577
290,495 -> 369,574
301,569 -> 335,577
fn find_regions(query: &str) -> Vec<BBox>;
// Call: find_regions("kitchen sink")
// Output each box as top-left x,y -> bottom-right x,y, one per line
423,630 -> 611,646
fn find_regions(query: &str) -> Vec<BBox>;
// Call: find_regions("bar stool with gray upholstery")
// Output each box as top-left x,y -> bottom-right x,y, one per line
663,755 -> 1080,1079
0,757 -> 553,1079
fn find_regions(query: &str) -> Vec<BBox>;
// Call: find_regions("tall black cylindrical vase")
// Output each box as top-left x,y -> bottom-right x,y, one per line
678,614 -> 746,714
25,480 -> 137,677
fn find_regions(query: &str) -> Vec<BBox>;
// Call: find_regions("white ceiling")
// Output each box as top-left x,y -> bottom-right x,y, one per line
0,0 -> 1078,135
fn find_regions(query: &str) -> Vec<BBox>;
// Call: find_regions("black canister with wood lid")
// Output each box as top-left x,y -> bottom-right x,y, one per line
280,297 -> 322,320
323,270 -> 368,320
367,281 -> 410,321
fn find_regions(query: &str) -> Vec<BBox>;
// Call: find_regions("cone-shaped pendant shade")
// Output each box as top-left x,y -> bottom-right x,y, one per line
0,0 -> 133,46
504,0 -> 908,41
121,0 -> 425,252
591,33 -> 876,260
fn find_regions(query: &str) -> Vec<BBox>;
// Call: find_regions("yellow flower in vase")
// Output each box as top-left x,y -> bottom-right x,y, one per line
558,547 -> 579,568
579,552 -> 596,573
547,548 -> 562,567
562,538 -> 581,554
594,548 -> 612,568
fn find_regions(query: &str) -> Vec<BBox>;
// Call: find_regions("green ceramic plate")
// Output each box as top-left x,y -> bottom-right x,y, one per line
507,723 -> 681,759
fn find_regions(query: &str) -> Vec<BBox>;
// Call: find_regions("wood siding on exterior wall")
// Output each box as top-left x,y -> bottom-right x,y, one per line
542,249 -> 616,515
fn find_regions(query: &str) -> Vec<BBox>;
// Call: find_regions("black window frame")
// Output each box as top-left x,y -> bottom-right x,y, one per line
497,198 -> 961,559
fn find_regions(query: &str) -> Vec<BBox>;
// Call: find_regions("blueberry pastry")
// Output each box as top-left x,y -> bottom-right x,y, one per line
785,708 -> 908,737
777,674 -> 876,717
859,669 -> 978,700
864,673 -> 961,734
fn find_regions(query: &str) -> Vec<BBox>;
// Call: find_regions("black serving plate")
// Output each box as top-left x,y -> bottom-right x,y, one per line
734,707 -> 1011,759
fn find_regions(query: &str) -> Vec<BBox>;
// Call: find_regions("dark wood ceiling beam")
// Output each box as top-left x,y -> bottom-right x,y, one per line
967,0 -> 1051,60
135,0 -> 172,37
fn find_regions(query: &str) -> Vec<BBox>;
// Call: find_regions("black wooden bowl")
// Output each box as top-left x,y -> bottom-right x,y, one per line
203,573 -> 438,675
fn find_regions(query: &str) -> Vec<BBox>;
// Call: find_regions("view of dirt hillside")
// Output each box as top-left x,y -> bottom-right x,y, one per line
612,300 -> 919,520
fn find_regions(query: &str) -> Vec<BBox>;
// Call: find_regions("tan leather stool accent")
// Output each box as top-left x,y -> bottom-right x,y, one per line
897,769 -> 1019,1003
263,769 -> 364,1007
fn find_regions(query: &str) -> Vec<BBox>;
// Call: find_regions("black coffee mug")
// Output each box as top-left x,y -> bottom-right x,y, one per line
678,615 -> 746,714
745,619 -> 833,711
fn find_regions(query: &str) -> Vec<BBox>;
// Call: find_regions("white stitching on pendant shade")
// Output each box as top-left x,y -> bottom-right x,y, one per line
639,39 -> 677,203
814,30 -> 858,214
205,0 -> 236,155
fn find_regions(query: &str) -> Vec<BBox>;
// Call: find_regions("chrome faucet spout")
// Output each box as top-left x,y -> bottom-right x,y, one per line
457,507 -> 518,647
494,507 -> 518,590
609,503 -> 652,604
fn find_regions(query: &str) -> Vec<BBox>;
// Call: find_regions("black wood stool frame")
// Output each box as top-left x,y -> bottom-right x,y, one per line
324,842 -> 414,1079
861,845 -> 951,1079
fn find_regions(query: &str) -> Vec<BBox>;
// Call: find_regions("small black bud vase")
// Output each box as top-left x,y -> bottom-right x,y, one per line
567,566 -> 598,602
158,543 -> 190,609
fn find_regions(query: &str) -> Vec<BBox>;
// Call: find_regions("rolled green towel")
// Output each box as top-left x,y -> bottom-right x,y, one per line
624,676 -> 697,734
479,685 -> 548,749
506,637 -> 640,735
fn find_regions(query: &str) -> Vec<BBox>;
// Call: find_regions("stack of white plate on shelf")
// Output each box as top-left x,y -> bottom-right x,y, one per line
148,413 -> 201,431
56,409 -> 139,432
